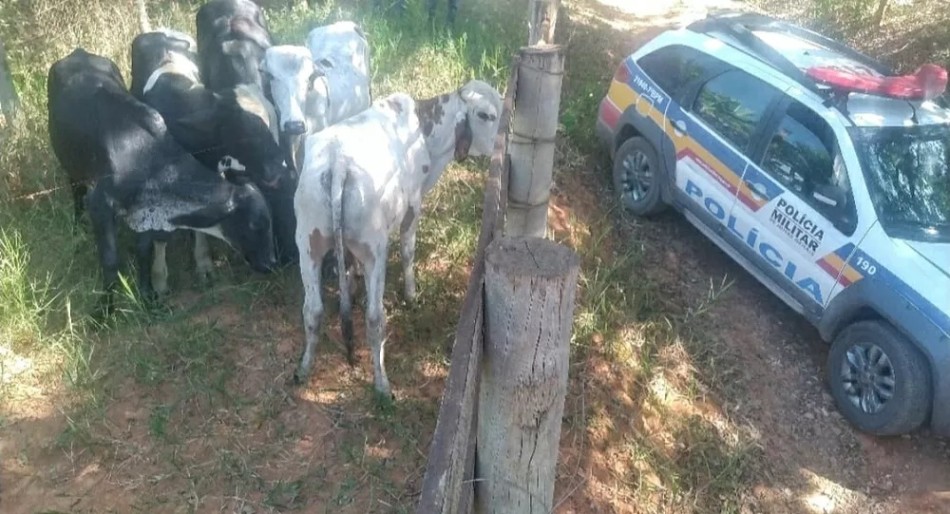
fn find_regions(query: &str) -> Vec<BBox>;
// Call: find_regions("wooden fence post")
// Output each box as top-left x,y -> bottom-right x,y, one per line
0,37 -> 19,129
475,236 -> 579,514
505,46 -> 565,239
527,0 -> 560,46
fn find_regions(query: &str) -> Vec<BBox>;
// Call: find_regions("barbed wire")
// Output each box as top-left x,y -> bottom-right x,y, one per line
3,133 -> 289,203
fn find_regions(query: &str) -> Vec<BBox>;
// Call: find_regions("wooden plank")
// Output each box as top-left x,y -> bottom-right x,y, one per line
416,57 -> 520,514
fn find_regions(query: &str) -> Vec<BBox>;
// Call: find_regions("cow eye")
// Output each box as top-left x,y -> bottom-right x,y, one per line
477,111 -> 490,121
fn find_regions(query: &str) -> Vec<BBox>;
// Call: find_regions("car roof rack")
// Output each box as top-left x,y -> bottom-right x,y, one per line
685,12 -> 898,121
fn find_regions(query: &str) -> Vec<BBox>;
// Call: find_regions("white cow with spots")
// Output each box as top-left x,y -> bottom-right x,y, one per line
292,80 -> 503,396
263,21 -> 372,171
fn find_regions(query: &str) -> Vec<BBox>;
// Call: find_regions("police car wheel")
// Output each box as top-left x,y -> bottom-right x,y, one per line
827,320 -> 931,436
612,137 -> 666,216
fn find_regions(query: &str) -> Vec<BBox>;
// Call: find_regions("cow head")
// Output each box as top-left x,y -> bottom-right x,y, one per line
131,30 -> 200,98
262,45 -> 328,136
205,16 -> 271,91
215,97 -> 299,266
457,79 -> 503,158
171,182 -> 277,273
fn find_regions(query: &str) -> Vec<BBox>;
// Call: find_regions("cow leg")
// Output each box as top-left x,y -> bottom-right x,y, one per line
86,189 -> 119,317
363,245 -> 391,397
447,0 -> 459,25
70,182 -> 87,225
295,229 -> 331,384
151,240 -> 169,295
399,204 -> 419,303
337,244 -> 356,366
194,232 -> 213,283
134,230 -> 157,302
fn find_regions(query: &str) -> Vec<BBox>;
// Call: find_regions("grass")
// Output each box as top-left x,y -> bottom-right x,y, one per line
0,0 -> 830,512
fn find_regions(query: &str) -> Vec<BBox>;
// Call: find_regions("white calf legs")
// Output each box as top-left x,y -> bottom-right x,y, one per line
296,231 -> 331,383
363,252 -> 391,397
399,205 -> 419,303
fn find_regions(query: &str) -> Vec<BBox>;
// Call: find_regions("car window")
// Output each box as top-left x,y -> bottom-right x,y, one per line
763,101 -> 857,233
693,70 -> 778,153
637,45 -> 723,103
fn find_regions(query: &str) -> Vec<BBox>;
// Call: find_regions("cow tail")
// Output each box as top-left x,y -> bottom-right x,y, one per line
136,0 -> 151,33
329,144 -> 355,363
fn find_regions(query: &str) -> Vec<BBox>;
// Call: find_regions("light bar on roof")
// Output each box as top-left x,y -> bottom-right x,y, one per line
805,64 -> 948,101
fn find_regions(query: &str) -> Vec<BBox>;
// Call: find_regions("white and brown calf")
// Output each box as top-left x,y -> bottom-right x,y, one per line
293,79 -> 503,396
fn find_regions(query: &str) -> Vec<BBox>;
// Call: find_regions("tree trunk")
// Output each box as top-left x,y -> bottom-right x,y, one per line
475,236 -> 579,514
0,37 -> 19,128
528,0 -> 559,46
873,0 -> 889,27
505,46 -> 565,239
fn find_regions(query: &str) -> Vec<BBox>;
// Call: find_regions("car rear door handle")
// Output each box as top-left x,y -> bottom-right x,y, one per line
744,179 -> 767,198
672,119 -> 687,134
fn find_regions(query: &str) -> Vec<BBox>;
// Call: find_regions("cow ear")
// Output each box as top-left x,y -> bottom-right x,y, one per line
170,197 -> 236,229
454,114 -> 473,161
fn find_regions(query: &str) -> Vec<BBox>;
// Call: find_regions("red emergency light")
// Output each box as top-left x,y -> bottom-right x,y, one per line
805,64 -> 948,101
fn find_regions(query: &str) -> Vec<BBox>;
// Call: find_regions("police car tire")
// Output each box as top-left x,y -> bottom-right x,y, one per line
612,137 -> 667,216
827,320 -> 932,436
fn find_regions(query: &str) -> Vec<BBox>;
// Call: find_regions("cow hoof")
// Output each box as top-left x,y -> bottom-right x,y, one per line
197,270 -> 214,286
293,367 -> 310,386
372,387 -> 395,407
91,299 -> 116,327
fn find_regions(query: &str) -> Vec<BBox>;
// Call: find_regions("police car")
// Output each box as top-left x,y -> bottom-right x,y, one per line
595,12 -> 950,436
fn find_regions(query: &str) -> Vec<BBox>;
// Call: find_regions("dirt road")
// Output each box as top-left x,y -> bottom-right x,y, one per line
565,0 -> 950,511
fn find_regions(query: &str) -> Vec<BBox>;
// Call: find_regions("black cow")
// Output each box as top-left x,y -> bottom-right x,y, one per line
131,30 -> 299,265
196,0 -> 272,92
48,48 -> 277,315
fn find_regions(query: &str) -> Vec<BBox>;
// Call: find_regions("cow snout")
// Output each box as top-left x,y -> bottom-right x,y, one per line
283,120 -> 307,135
251,254 -> 278,274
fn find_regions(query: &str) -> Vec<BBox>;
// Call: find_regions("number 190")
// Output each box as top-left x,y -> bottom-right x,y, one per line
854,256 -> 877,275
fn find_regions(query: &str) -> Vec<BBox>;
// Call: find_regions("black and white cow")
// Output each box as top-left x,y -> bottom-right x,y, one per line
131,29 -> 299,265
196,0 -> 272,92
48,48 -> 277,315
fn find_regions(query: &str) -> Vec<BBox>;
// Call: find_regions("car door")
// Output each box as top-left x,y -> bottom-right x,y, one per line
666,66 -> 783,234
731,97 -> 861,315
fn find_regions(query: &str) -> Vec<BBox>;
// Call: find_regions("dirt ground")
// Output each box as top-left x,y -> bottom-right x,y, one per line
549,0 -> 950,513
3,0 -> 950,513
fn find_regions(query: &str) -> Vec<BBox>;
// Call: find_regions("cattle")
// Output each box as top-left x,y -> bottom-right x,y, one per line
262,20 -> 371,172
292,80 -> 503,396
48,48 -> 277,315
130,29 -> 299,266
196,0 -> 272,92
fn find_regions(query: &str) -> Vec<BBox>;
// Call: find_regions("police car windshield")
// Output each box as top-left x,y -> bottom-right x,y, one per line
851,124 -> 950,242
